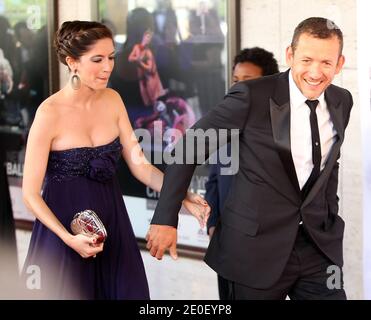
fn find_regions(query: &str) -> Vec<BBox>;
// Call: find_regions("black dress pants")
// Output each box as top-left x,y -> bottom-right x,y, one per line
225,225 -> 346,300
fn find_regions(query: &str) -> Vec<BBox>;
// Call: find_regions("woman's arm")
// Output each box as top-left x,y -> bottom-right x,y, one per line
110,89 -> 209,226
138,49 -> 154,72
114,90 -> 163,191
22,103 -> 102,258
128,45 -> 141,63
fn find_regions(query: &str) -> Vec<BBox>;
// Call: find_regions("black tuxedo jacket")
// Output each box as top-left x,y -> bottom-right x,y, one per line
152,70 -> 353,289
205,144 -> 233,232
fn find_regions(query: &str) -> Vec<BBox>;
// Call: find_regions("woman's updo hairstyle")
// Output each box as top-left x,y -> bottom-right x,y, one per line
54,20 -> 113,67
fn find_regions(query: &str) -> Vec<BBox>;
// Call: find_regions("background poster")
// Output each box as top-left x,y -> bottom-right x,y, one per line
1,0 -> 233,252
99,0 -> 230,249
1,0 -> 51,224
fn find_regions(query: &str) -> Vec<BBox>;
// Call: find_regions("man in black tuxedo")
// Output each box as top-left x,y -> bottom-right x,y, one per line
205,47 -> 280,299
147,17 -> 353,299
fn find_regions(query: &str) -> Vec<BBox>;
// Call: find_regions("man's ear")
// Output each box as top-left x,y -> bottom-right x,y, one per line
335,55 -> 345,75
286,46 -> 294,67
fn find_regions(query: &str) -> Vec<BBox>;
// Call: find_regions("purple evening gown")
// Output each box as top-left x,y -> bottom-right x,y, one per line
22,137 -> 150,299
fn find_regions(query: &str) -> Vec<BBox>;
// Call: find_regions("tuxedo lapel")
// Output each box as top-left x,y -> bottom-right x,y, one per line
268,73 -> 345,206
270,71 -> 301,199
301,86 -> 344,207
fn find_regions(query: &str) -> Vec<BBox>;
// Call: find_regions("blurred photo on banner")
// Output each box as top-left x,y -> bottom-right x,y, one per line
99,0 -> 229,249
1,1 -> 51,225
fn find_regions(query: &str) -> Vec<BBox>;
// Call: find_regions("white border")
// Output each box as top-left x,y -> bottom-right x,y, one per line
357,0 -> 371,299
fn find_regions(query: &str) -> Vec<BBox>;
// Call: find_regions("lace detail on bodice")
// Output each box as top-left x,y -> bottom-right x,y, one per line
45,137 -> 122,183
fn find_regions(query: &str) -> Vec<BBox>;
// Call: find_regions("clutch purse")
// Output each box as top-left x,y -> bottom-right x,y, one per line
70,210 -> 107,243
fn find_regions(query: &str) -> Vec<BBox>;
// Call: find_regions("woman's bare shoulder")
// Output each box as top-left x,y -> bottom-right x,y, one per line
34,92 -> 65,122
100,88 -> 126,109
102,87 -> 122,100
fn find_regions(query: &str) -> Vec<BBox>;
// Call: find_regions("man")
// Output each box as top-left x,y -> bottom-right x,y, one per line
147,17 -> 352,299
205,47 -> 279,299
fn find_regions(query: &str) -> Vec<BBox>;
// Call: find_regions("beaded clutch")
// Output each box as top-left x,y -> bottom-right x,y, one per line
70,210 -> 107,243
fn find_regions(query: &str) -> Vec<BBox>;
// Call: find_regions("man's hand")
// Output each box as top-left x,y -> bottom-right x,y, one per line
146,225 -> 178,260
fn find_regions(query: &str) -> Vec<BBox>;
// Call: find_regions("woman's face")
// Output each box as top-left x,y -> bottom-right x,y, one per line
73,38 -> 115,90
142,32 -> 153,46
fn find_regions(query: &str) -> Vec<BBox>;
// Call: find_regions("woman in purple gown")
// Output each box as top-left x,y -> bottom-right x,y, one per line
21,21 -> 209,300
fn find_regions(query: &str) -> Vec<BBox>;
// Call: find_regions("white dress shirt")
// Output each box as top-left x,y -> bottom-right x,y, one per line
289,71 -> 337,190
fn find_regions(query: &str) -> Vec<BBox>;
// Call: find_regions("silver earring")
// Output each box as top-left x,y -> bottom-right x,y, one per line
71,71 -> 81,90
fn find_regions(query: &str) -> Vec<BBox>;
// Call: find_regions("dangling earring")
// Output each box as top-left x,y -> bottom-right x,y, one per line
71,70 -> 81,90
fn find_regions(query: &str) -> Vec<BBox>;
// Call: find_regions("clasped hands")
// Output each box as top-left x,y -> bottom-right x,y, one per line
146,192 -> 210,260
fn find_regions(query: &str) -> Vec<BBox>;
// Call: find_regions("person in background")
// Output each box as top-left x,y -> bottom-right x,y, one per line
128,29 -> 167,107
205,47 -> 279,299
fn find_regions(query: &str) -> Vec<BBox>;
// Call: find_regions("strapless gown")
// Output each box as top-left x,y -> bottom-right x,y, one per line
22,137 -> 150,299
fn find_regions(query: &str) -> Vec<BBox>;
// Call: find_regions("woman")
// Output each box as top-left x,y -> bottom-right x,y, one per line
128,29 -> 166,106
22,21 -> 209,300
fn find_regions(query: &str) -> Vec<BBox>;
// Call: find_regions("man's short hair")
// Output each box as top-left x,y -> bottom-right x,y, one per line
291,17 -> 343,55
233,47 -> 279,76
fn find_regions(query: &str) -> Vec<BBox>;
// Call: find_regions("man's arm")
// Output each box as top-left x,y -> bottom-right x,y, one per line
147,82 -> 250,259
204,163 -> 220,237
326,90 -> 353,217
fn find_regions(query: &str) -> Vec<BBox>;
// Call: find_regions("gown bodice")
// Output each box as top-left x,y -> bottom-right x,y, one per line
45,137 -> 122,183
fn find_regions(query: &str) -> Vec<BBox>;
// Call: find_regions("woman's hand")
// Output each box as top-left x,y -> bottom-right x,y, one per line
182,192 -> 210,228
65,234 -> 104,259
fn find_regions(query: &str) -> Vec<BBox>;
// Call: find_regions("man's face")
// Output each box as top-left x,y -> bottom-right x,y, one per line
286,33 -> 345,99
232,61 -> 263,84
